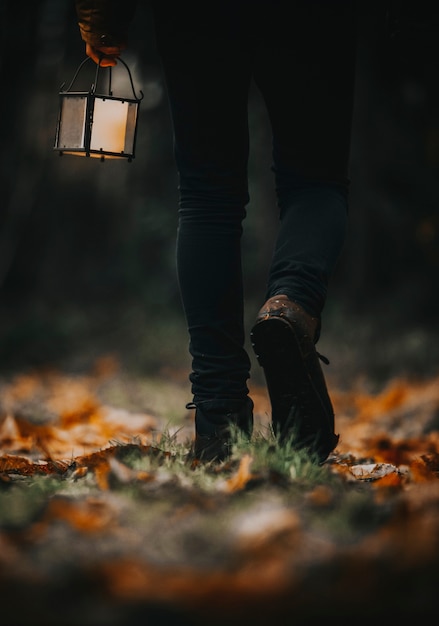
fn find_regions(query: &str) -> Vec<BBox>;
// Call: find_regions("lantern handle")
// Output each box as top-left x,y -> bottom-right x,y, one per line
115,57 -> 144,101
61,56 -> 91,92
61,56 -> 144,102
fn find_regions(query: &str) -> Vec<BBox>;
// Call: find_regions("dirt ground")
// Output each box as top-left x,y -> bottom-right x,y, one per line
1,314 -> 439,625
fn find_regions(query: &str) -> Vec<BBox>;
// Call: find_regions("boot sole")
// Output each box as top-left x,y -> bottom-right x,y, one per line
250,316 -> 336,459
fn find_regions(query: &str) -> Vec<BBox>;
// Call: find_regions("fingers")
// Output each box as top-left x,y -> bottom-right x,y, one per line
85,43 -> 125,67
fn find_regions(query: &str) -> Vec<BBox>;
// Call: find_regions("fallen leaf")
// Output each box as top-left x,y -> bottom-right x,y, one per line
221,454 -> 254,492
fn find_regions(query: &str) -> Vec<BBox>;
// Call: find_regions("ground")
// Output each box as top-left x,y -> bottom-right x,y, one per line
1,314 -> 439,625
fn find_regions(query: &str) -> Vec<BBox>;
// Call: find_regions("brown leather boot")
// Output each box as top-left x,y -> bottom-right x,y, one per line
250,295 -> 338,462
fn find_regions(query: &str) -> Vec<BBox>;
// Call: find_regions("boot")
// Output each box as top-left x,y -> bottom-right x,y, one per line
250,295 -> 338,462
188,396 -> 254,463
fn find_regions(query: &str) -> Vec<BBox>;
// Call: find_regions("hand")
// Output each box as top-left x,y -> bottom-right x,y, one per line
85,42 -> 125,67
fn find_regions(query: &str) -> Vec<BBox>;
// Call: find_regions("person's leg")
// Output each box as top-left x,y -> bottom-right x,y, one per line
250,0 -> 358,460
153,4 -> 254,459
253,0 -> 357,317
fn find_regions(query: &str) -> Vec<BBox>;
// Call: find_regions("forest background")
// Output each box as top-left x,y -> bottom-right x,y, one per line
1,1 -> 439,383
2,2 -> 439,625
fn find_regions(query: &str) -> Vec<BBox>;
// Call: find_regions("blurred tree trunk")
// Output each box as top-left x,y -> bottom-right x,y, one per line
0,0 -> 71,290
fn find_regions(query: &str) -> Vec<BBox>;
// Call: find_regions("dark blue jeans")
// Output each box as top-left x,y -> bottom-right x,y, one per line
153,1 -> 357,408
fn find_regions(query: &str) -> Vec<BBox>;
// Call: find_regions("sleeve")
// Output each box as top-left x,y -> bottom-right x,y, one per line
75,0 -> 138,48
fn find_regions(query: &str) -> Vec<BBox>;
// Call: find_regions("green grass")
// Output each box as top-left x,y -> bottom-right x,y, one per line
119,424 -> 337,492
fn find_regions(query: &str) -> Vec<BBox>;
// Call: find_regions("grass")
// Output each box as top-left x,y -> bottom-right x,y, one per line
0,420 -> 432,625
0,424 -> 347,532
2,355 -> 439,624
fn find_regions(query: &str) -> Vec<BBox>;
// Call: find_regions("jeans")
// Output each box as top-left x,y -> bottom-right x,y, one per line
152,1 -> 358,407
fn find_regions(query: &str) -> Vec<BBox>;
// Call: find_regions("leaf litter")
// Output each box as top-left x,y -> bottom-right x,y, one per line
1,357 -> 439,624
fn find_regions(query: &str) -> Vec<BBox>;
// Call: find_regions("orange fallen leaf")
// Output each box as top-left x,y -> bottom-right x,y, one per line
373,472 -> 406,488
354,380 -> 409,420
59,397 -> 103,428
221,454 -> 254,493
409,457 -> 439,482
306,484 -> 335,506
45,497 -> 114,533
0,454 -> 71,476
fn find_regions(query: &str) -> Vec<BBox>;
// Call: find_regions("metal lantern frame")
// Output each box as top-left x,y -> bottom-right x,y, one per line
54,56 -> 143,162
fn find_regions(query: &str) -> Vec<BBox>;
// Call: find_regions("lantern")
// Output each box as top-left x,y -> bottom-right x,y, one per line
54,57 -> 143,162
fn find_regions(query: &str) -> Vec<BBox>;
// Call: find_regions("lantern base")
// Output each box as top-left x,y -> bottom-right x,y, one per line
57,149 -> 133,162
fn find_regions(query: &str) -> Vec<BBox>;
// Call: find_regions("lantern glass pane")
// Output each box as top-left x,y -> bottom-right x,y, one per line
57,95 -> 87,149
124,102 -> 138,154
90,97 -> 130,154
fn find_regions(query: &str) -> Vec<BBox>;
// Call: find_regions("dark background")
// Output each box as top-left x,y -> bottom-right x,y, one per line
1,0 -> 439,384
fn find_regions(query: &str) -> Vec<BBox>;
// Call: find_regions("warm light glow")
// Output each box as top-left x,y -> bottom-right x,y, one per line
90,97 -> 129,154
55,92 -> 139,159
